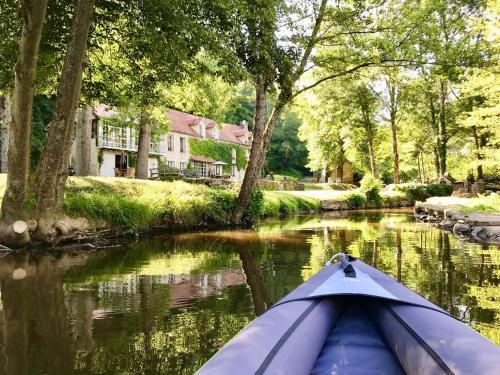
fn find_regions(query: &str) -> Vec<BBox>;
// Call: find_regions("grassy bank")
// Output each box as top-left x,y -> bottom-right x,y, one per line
0,174 -> 460,236
65,178 -> 327,232
262,191 -> 320,216
425,194 -> 500,213
64,177 -> 265,233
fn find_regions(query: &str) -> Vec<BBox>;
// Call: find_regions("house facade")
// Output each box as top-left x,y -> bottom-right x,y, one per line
70,105 -> 252,179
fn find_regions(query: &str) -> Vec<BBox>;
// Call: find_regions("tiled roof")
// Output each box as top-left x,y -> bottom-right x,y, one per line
167,109 -> 199,136
167,110 -> 250,146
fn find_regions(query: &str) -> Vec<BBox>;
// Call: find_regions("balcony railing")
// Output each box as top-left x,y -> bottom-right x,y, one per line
98,124 -> 163,155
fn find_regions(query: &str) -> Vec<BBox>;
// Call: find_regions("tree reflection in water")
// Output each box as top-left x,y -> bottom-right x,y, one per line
0,210 -> 497,374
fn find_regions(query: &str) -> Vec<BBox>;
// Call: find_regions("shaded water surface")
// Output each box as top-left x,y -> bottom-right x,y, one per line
0,210 -> 498,374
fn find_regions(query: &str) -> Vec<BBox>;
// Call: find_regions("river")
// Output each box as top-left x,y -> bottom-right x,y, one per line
0,209 -> 498,374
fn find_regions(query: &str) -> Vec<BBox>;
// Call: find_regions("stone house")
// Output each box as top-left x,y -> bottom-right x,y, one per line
71,104 -> 252,179
329,160 -> 353,184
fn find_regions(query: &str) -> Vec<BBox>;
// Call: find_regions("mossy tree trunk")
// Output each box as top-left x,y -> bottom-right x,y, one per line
0,0 -> 48,229
135,110 -> 151,180
0,95 -> 11,173
33,0 -> 95,236
231,78 -> 268,223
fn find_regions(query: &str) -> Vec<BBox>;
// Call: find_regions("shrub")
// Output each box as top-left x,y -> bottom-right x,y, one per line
359,175 -> 383,207
396,183 -> 453,203
242,188 -> 264,224
381,190 -> 406,207
344,191 -> 367,209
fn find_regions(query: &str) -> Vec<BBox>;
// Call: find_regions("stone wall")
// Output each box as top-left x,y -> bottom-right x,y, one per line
257,179 -> 305,191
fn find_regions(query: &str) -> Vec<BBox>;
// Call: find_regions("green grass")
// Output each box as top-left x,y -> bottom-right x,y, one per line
0,174 -> 323,233
426,194 -> 500,214
262,191 -> 320,216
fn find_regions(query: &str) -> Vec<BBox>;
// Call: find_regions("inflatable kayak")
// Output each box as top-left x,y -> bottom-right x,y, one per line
197,254 -> 500,375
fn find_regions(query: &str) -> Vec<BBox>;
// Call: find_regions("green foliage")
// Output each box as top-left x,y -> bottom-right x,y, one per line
359,175 -> 383,207
243,188 -> 265,224
266,109 -> 309,176
101,105 -> 170,139
189,138 -> 247,170
31,95 -> 54,169
395,183 -> 453,203
60,177 -> 269,233
344,191 -> 367,209
65,190 -> 155,234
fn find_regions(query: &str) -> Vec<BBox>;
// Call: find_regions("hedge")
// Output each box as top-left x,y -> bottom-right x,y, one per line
395,183 -> 453,203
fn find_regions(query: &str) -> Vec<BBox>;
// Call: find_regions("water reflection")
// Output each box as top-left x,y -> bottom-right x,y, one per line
0,210 -> 497,374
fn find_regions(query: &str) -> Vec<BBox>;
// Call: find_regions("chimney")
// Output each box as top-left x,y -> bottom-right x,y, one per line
240,120 -> 248,131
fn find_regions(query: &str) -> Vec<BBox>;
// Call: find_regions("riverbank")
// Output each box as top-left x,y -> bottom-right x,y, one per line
0,175 -> 455,247
415,195 -> 500,244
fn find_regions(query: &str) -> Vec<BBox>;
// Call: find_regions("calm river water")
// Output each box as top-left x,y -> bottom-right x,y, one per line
0,209 -> 498,374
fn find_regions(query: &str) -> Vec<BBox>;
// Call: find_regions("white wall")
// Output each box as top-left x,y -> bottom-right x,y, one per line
100,152 -> 116,177
161,133 -> 191,169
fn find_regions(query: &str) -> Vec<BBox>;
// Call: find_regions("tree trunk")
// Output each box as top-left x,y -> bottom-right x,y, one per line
438,79 -> 447,176
232,86 -> 287,224
367,136 -> 377,177
79,105 -> 93,176
231,79 -> 267,224
472,125 -> 484,180
1,0 -> 48,226
388,82 -> 400,184
135,110 -> 151,180
0,96 -> 11,173
33,0 -> 94,235
428,92 -> 440,178
390,115 -> 399,184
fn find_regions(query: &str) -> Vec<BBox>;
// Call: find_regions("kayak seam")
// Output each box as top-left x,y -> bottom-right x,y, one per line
254,299 -> 321,375
270,296 -> 457,321
385,304 -> 455,375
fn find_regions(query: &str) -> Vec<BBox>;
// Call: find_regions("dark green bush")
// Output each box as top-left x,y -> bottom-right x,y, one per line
396,183 -> 453,203
360,175 -> 383,207
344,192 -> 367,209
242,188 -> 264,224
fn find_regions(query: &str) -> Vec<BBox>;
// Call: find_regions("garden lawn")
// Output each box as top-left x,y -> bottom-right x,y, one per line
425,194 -> 500,214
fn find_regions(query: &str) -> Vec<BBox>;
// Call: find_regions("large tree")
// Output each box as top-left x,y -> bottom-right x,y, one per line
0,0 -> 48,242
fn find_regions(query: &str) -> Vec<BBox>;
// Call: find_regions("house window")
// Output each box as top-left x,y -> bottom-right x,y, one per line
194,161 -> 208,177
167,160 -> 175,168
180,137 -> 186,153
167,135 -> 174,151
179,162 -> 187,170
